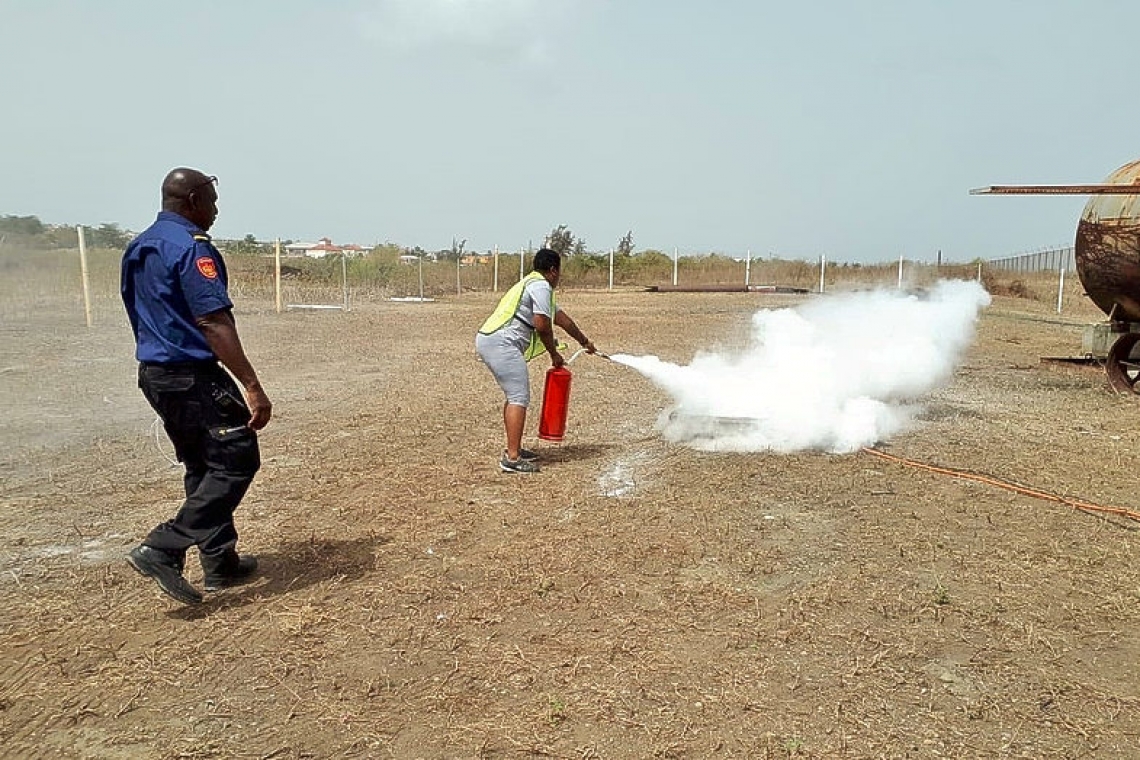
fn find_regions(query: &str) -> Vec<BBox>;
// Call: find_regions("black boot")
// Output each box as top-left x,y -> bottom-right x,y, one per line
200,550 -> 259,592
127,545 -> 203,604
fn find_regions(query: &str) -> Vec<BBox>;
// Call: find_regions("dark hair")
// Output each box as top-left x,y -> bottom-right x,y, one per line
533,248 -> 561,273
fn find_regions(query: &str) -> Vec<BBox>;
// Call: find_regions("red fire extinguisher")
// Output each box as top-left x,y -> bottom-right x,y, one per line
538,365 -> 573,442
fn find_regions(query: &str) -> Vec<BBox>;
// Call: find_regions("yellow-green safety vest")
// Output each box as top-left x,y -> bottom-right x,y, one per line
478,272 -> 558,362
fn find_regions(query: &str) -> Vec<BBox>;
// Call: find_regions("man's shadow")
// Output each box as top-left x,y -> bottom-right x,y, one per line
168,533 -> 389,620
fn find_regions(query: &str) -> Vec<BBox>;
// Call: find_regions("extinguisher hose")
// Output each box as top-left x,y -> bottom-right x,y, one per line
568,348 -> 611,364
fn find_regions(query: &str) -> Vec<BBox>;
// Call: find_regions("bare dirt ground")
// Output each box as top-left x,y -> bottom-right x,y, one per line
2,262 -> 1139,758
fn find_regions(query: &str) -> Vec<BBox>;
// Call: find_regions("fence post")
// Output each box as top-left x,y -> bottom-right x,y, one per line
78,225 -> 93,327
274,238 -> 282,313
745,248 -> 751,287
672,247 -> 678,286
818,254 -> 826,294
1057,267 -> 1065,314
493,245 -> 499,292
608,248 -> 614,291
897,255 -> 904,289
342,251 -> 350,311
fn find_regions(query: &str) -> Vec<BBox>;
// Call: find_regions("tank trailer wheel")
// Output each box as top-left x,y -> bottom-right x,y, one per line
1105,332 -> 1140,394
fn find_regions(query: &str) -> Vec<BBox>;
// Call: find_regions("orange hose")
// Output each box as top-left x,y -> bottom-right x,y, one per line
860,447 -> 1140,523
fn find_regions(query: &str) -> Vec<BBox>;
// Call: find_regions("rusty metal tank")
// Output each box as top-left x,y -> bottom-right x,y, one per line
1075,160 -> 1140,321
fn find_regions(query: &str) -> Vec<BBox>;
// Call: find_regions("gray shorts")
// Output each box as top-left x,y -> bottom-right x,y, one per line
476,333 -> 530,407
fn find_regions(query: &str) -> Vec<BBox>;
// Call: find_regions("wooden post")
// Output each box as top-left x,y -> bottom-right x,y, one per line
274,238 -> 282,313
341,251 -> 349,311
77,225 -> 93,327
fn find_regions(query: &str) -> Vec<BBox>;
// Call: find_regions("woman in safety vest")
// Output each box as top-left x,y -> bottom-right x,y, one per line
476,248 -> 597,473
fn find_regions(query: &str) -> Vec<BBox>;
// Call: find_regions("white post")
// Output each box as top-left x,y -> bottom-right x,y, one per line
897,255 -> 904,289
672,246 -> 678,286
818,253 -> 826,294
341,251 -> 349,311
493,245 -> 499,292
745,248 -> 751,287
77,225 -> 93,327
1057,266 -> 1065,314
976,261 -> 982,282
456,252 -> 461,296
418,255 -> 425,300
274,238 -> 282,313
608,248 -> 614,291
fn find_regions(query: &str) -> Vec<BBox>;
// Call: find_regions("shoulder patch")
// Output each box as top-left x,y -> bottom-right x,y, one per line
196,256 -> 219,279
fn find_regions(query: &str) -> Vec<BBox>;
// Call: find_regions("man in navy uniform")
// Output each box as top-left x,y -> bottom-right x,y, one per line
121,167 -> 272,604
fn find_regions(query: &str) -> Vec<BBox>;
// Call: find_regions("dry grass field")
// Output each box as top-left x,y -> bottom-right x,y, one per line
2,249 -> 1139,758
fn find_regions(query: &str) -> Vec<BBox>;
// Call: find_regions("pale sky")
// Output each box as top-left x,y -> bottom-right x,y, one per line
1,0 -> 1136,263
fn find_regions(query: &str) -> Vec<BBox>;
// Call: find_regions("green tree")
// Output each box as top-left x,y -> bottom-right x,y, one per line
563,252 -> 606,279
617,230 -> 634,256
437,237 -> 466,262
546,224 -> 584,256
371,242 -> 402,260
0,214 -> 46,237
45,225 -> 78,248
226,234 -> 266,256
87,222 -> 131,249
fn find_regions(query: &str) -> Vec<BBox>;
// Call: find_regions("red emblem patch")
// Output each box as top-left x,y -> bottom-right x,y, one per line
195,257 -> 218,279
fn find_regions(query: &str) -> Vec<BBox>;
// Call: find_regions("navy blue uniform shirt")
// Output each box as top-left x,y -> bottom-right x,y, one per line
121,211 -> 233,363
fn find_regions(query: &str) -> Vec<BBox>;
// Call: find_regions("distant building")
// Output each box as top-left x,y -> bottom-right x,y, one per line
399,250 -> 440,264
285,237 -> 369,258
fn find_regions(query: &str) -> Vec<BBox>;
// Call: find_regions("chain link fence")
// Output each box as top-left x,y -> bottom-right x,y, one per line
987,246 -> 1075,273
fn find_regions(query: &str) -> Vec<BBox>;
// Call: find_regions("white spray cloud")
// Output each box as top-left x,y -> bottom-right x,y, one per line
611,280 -> 991,454
356,0 -> 578,61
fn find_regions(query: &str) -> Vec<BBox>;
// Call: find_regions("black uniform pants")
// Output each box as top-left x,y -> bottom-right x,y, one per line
138,361 -> 261,557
